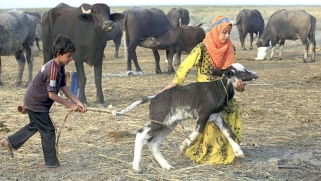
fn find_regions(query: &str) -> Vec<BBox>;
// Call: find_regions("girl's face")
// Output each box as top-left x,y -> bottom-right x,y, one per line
219,25 -> 232,44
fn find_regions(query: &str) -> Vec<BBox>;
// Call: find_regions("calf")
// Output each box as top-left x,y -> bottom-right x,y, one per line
112,63 -> 258,173
138,26 -> 205,73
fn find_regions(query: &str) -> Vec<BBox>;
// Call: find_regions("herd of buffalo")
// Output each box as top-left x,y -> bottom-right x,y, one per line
0,3 -> 317,106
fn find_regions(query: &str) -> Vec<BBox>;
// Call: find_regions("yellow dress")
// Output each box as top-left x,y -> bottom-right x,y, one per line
173,42 -> 242,164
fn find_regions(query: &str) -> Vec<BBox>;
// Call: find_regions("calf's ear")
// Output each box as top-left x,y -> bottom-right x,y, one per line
212,69 -> 232,77
110,13 -> 125,22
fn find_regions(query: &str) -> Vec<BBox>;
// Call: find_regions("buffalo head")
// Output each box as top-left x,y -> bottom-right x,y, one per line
77,3 -> 124,32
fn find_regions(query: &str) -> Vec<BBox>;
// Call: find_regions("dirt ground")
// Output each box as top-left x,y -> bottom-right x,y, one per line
1,27 -> 321,181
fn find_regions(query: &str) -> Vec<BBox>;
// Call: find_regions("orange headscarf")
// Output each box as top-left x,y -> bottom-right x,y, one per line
203,16 -> 234,69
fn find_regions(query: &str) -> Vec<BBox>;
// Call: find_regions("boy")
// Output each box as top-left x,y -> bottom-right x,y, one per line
1,35 -> 86,168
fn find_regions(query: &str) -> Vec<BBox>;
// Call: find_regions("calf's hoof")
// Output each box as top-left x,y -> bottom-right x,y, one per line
234,151 -> 245,158
179,143 -> 188,156
132,166 -> 142,174
162,164 -> 175,171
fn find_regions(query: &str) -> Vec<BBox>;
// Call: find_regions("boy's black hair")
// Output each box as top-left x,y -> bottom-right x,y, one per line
52,35 -> 76,57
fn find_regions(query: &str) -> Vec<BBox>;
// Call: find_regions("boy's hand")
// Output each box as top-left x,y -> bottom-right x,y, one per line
77,103 -> 87,113
69,103 -> 80,112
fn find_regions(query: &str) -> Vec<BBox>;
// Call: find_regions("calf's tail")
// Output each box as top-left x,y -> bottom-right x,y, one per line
112,95 -> 156,115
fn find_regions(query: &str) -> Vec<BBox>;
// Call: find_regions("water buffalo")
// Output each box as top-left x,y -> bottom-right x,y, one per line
105,10 -> 122,59
256,9 -> 316,62
166,7 -> 190,28
122,7 -> 172,75
42,3 -> 124,105
235,9 -> 265,50
0,10 -> 37,86
138,26 -> 205,73
198,23 -> 212,33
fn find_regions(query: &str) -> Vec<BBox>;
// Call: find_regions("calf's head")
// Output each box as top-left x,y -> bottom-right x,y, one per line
212,63 -> 258,87
138,37 -> 158,48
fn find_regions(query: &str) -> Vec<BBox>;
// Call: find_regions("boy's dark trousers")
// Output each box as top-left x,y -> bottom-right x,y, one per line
7,110 -> 60,167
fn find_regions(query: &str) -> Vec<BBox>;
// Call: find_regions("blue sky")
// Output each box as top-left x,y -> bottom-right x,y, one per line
1,0 -> 320,9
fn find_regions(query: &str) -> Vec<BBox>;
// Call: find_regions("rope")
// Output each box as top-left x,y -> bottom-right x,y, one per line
56,110 -> 73,148
220,78 -> 231,109
3,106 -> 191,171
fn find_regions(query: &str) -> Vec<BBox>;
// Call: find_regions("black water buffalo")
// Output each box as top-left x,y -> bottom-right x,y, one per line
256,9 -> 316,62
166,7 -> 190,28
122,7 -> 172,75
105,10 -> 122,59
42,3 -> 124,105
138,26 -> 205,73
235,9 -> 265,50
0,10 -> 37,86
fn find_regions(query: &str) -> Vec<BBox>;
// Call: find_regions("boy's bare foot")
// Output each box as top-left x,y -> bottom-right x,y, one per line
1,138 -> 13,158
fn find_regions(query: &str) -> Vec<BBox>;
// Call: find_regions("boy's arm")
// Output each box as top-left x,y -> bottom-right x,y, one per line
61,86 -> 87,113
48,91 -> 75,110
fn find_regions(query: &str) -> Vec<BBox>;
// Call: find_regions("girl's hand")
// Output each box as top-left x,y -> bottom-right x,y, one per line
234,79 -> 246,91
162,83 -> 177,92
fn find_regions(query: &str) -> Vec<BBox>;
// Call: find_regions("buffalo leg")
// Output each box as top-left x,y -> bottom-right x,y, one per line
269,40 -> 276,60
113,33 -> 121,59
278,40 -> 285,60
166,50 -> 175,74
94,60 -> 105,105
74,61 -> 87,104
302,39 -> 309,63
36,38 -> 42,52
15,50 -> 26,86
209,113 -> 244,158
127,41 -> 143,75
310,39 -> 316,62
240,32 -> 247,50
0,56 -> 3,86
24,44 -> 34,86
152,49 -> 162,74
174,50 -> 182,66
249,33 -> 254,50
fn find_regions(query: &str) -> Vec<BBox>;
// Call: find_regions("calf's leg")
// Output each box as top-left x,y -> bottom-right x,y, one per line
133,125 -> 151,173
147,123 -> 177,171
209,113 -> 244,158
180,114 -> 210,155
